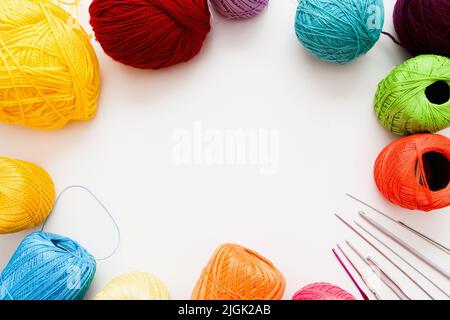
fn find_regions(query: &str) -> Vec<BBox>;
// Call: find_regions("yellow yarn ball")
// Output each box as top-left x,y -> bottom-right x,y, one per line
0,157 -> 55,234
0,0 -> 100,130
95,271 -> 171,300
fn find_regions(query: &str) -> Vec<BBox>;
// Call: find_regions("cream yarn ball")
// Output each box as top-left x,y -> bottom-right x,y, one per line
95,271 -> 170,300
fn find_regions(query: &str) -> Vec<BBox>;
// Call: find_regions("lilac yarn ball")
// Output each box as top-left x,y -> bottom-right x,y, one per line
210,0 -> 269,20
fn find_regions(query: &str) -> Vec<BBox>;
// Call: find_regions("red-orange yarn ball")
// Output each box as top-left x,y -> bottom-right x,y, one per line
374,134 -> 450,212
89,0 -> 211,69
292,283 -> 356,300
192,244 -> 286,300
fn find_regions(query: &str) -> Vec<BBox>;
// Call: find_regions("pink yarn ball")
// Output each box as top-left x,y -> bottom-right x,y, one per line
292,283 -> 356,300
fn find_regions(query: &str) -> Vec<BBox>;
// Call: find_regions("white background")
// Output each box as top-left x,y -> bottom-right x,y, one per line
0,0 -> 449,300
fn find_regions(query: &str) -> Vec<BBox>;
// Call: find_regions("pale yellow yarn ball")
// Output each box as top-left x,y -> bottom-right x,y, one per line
95,271 -> 171,300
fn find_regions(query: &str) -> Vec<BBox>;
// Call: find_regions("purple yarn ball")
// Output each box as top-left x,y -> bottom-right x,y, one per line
210,0 -> 269,20
394,0 -> 450,57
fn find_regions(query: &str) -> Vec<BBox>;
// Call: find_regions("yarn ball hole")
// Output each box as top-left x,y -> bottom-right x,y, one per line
419,152 -> 450,192
425,81 -> 450,106
50,238 -> 70,252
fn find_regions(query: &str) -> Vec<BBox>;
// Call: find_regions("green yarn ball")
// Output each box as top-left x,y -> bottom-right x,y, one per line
374,55 -> 450,135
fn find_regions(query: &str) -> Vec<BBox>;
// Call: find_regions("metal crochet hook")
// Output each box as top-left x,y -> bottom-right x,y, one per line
336,244 -> 380,300
335,214 -> 434,299
332,248 -> 370,300
366,257 -> 410,300
359,211 -> 450,280
346,240 -> 410,300
354,221 -> 449,298
346,193 -> 450,254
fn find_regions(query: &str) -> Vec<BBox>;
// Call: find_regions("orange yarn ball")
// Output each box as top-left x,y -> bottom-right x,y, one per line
192,244 -> 286,300
374,134 -> 450,212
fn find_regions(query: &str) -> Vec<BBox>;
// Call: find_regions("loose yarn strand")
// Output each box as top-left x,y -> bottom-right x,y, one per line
41,185 -> 121,261
55,0 -> 81,20
414,141 -> 434,207
381,31 -> 401,46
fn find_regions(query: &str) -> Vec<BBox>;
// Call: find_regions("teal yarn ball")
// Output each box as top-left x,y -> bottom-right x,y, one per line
0,232 -> 96,300
295,0 -> 384,64
375,55 -> 450,135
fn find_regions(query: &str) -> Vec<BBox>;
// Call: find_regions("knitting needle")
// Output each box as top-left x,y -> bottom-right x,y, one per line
346,240 -> 408,300
359,211 -> 450,280
335,213 -> 434,299
346,193 -> 450,254
355,221 -> 449,298
366,257 -> 410,300
332,248 -> 370,300
336,244 -> 380,300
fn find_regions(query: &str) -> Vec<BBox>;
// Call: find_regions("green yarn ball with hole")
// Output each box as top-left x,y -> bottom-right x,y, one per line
374,55 -> 450,135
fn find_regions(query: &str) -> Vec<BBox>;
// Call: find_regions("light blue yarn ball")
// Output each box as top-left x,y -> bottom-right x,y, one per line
295,0 -> 385,64
0,232 -> 96,300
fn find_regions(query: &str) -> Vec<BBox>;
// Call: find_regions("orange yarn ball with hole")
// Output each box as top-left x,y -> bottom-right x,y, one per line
374,134 -> 450,212
192,244 -> 285,300
0,157 -> 55,234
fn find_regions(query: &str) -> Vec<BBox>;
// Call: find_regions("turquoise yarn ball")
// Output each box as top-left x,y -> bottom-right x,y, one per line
295,0 -> 385,64
0,232 -> 96,300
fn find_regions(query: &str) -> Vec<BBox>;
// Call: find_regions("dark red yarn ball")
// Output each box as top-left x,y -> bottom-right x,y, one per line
394,0 -> 450,57
89,0 -> 211,69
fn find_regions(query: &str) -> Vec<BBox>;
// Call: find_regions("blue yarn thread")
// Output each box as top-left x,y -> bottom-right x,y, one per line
0,186 -> 120,300
41,185 -> 121,261
294,0 -> 385,64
